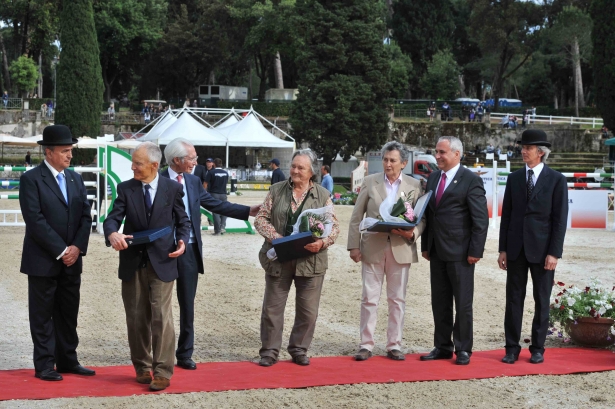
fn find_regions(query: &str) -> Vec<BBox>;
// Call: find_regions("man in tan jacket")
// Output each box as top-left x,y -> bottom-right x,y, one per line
348,141 -> 426,361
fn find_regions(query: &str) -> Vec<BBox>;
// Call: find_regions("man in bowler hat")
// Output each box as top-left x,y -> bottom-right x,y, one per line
19,125 -> 95,381
498,129 -> 568,364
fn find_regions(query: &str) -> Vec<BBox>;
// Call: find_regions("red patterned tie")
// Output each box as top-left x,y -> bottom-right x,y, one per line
177,174 -> 183,184
435,173 -> 447,206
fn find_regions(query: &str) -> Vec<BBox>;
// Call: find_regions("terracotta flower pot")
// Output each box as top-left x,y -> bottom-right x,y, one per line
565,317 -> 615,348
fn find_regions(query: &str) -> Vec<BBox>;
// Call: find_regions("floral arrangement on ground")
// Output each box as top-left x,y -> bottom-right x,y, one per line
332,192 -> 357,205
549,277 -> 615,343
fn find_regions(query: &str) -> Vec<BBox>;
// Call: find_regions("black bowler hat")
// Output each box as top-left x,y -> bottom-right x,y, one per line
38,125 -> 78,146
517,129 -> 551,147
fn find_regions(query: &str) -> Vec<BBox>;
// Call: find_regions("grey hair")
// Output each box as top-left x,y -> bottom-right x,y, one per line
438,136 -> 464,156
135,141 -> 162,164
538,146 -> 551,162
292,149 -> 319,180
164,137 -> 192,165
381,141 -> 410,162
42,145 -> 54,155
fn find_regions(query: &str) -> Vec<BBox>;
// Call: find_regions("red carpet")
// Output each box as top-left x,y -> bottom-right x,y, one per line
1,348 -> 615,401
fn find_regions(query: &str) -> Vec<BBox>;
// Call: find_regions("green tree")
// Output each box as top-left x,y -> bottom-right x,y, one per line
419,50 -> 460,100
10,55 -> 39,96
590,0 -> 615,130
385,41 -> 413,99
55,0 -> 104,137
468,0 -> 543,109
93,0 -> 167,102
390,0 -> 454,96
290,0 -> 390,166
546,6 -> 592,116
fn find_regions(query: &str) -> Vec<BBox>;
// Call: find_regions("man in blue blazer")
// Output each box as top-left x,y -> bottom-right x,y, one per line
420,136 -> 489,366
161,138 -> 260,370
19,125 -> 94,381
498,130 -> 568,365
104,142 -> 191,391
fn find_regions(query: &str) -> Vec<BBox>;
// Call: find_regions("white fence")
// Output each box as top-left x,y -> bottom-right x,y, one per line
490,112 -> 604,128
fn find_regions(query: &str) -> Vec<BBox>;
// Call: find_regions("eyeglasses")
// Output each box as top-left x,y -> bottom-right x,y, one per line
182,156 -> 198,163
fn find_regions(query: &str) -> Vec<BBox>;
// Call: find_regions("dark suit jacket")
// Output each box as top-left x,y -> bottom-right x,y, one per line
19,163 -> 92,277
160,169 -> 250,273
498,165 -> 568,263
421,166 -> 489,261
103,176 -> 191,282
193,164 -> 208,185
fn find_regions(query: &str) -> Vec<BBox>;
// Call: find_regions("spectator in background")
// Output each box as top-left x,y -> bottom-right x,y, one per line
270,158 -> 285,184
25,151 -> 32,166
108,103 -> 115,120
531,106 -> 536,123
486,144 -> 495,154
205,157 -> 214,172
477,104 -> 484,123
41,103 -> 47,117
192,100 -> 198,108
442,102 -> 451,121
183,99 -> 190,108
47,100 -> 54,117
429,102 -> 436,122
193,162 -> 208,190
2,91 -> 8,108
204,158 -> 229,236
601,126 -> 610,139
144,110 -> 151,125
320,165 -> 333,195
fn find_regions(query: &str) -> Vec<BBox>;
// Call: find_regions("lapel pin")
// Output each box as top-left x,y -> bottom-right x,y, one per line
454,180 -> 458,184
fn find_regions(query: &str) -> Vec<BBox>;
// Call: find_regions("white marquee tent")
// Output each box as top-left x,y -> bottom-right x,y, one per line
140,111 -> 227,146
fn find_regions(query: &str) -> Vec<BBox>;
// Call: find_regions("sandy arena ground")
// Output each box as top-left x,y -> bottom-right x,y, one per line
1,190 -> 615,408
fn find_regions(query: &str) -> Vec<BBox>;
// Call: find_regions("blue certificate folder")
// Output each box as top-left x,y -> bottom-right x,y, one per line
126,226 -> 172,246
366,190 -> 432,233
272,232 -> 316,262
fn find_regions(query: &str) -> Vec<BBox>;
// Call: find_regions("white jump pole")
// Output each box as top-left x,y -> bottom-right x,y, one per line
491,160 -> 498,229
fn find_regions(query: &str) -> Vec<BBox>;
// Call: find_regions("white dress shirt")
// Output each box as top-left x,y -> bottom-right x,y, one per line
142,173 -> 159,202
384,172 -> 403,198
525,162 -> 544,185
437,163 -> 461,192
168,167 -> 195,243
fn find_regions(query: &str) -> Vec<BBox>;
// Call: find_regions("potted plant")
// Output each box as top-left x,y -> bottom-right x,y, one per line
549,278 -> 615,347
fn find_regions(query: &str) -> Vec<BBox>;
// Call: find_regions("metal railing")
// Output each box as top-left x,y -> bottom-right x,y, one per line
490,112 -> 604,128
1,98 -> 23,110
394,108 -> 488,122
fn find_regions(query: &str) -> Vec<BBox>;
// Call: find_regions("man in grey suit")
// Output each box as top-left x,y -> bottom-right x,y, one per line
420,136 -> 489,365
104,142 -> 190,391
498,129 -> 568,365
19,125 -> 94,381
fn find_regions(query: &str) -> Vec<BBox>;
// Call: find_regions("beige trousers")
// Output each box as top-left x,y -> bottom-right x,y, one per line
360,240 -> 410,352
122,262 -> 175,379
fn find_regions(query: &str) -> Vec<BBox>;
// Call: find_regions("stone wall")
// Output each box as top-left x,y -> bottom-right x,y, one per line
389,120 -> 607,153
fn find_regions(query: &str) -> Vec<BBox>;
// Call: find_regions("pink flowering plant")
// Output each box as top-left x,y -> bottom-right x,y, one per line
549,278 -> 615,340
299,213 -> 330,238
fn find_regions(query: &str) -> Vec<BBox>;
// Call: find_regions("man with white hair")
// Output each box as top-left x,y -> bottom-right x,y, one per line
420,136 -> 488,366
161,138 -> 260,370
498,129 -> 568,365
104,142 -> 191,391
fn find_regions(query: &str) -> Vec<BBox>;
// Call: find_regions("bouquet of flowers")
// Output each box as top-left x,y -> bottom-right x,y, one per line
388,190 -> 416,223
267,205 -> 334,261
548,278 -> 615,341
359,190 -> 421,233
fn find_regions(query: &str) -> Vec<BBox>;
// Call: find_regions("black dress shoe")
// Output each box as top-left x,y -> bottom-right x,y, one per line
387,350 -> 406,361
292,355 -> 310,366
177,358 -> 197,370
35,369 -> 63,381
529,352 -> 544,364
56,365 -> 96,376
354,348 -> 372,361
259,356 -> 277,367
420,348 -> 453,361
501,353 -> 519,364
455,351 -> 470,365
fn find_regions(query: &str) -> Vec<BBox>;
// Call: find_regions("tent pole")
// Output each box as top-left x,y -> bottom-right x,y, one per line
226,142 -> 229,169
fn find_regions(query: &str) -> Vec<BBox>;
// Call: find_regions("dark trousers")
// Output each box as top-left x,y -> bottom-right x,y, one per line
260,264 -> 325,360
28,273 -> 81,372
429,250 -> 474,354
210,193 -> 227,233
504,247 -> 555,355
176,243 -> 200,360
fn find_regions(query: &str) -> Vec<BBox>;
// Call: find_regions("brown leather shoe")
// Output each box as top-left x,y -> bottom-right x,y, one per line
136,371 -> 152,384
292,355 -> 310,366
387,349 -> 406,361
149,376 -> 170,391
